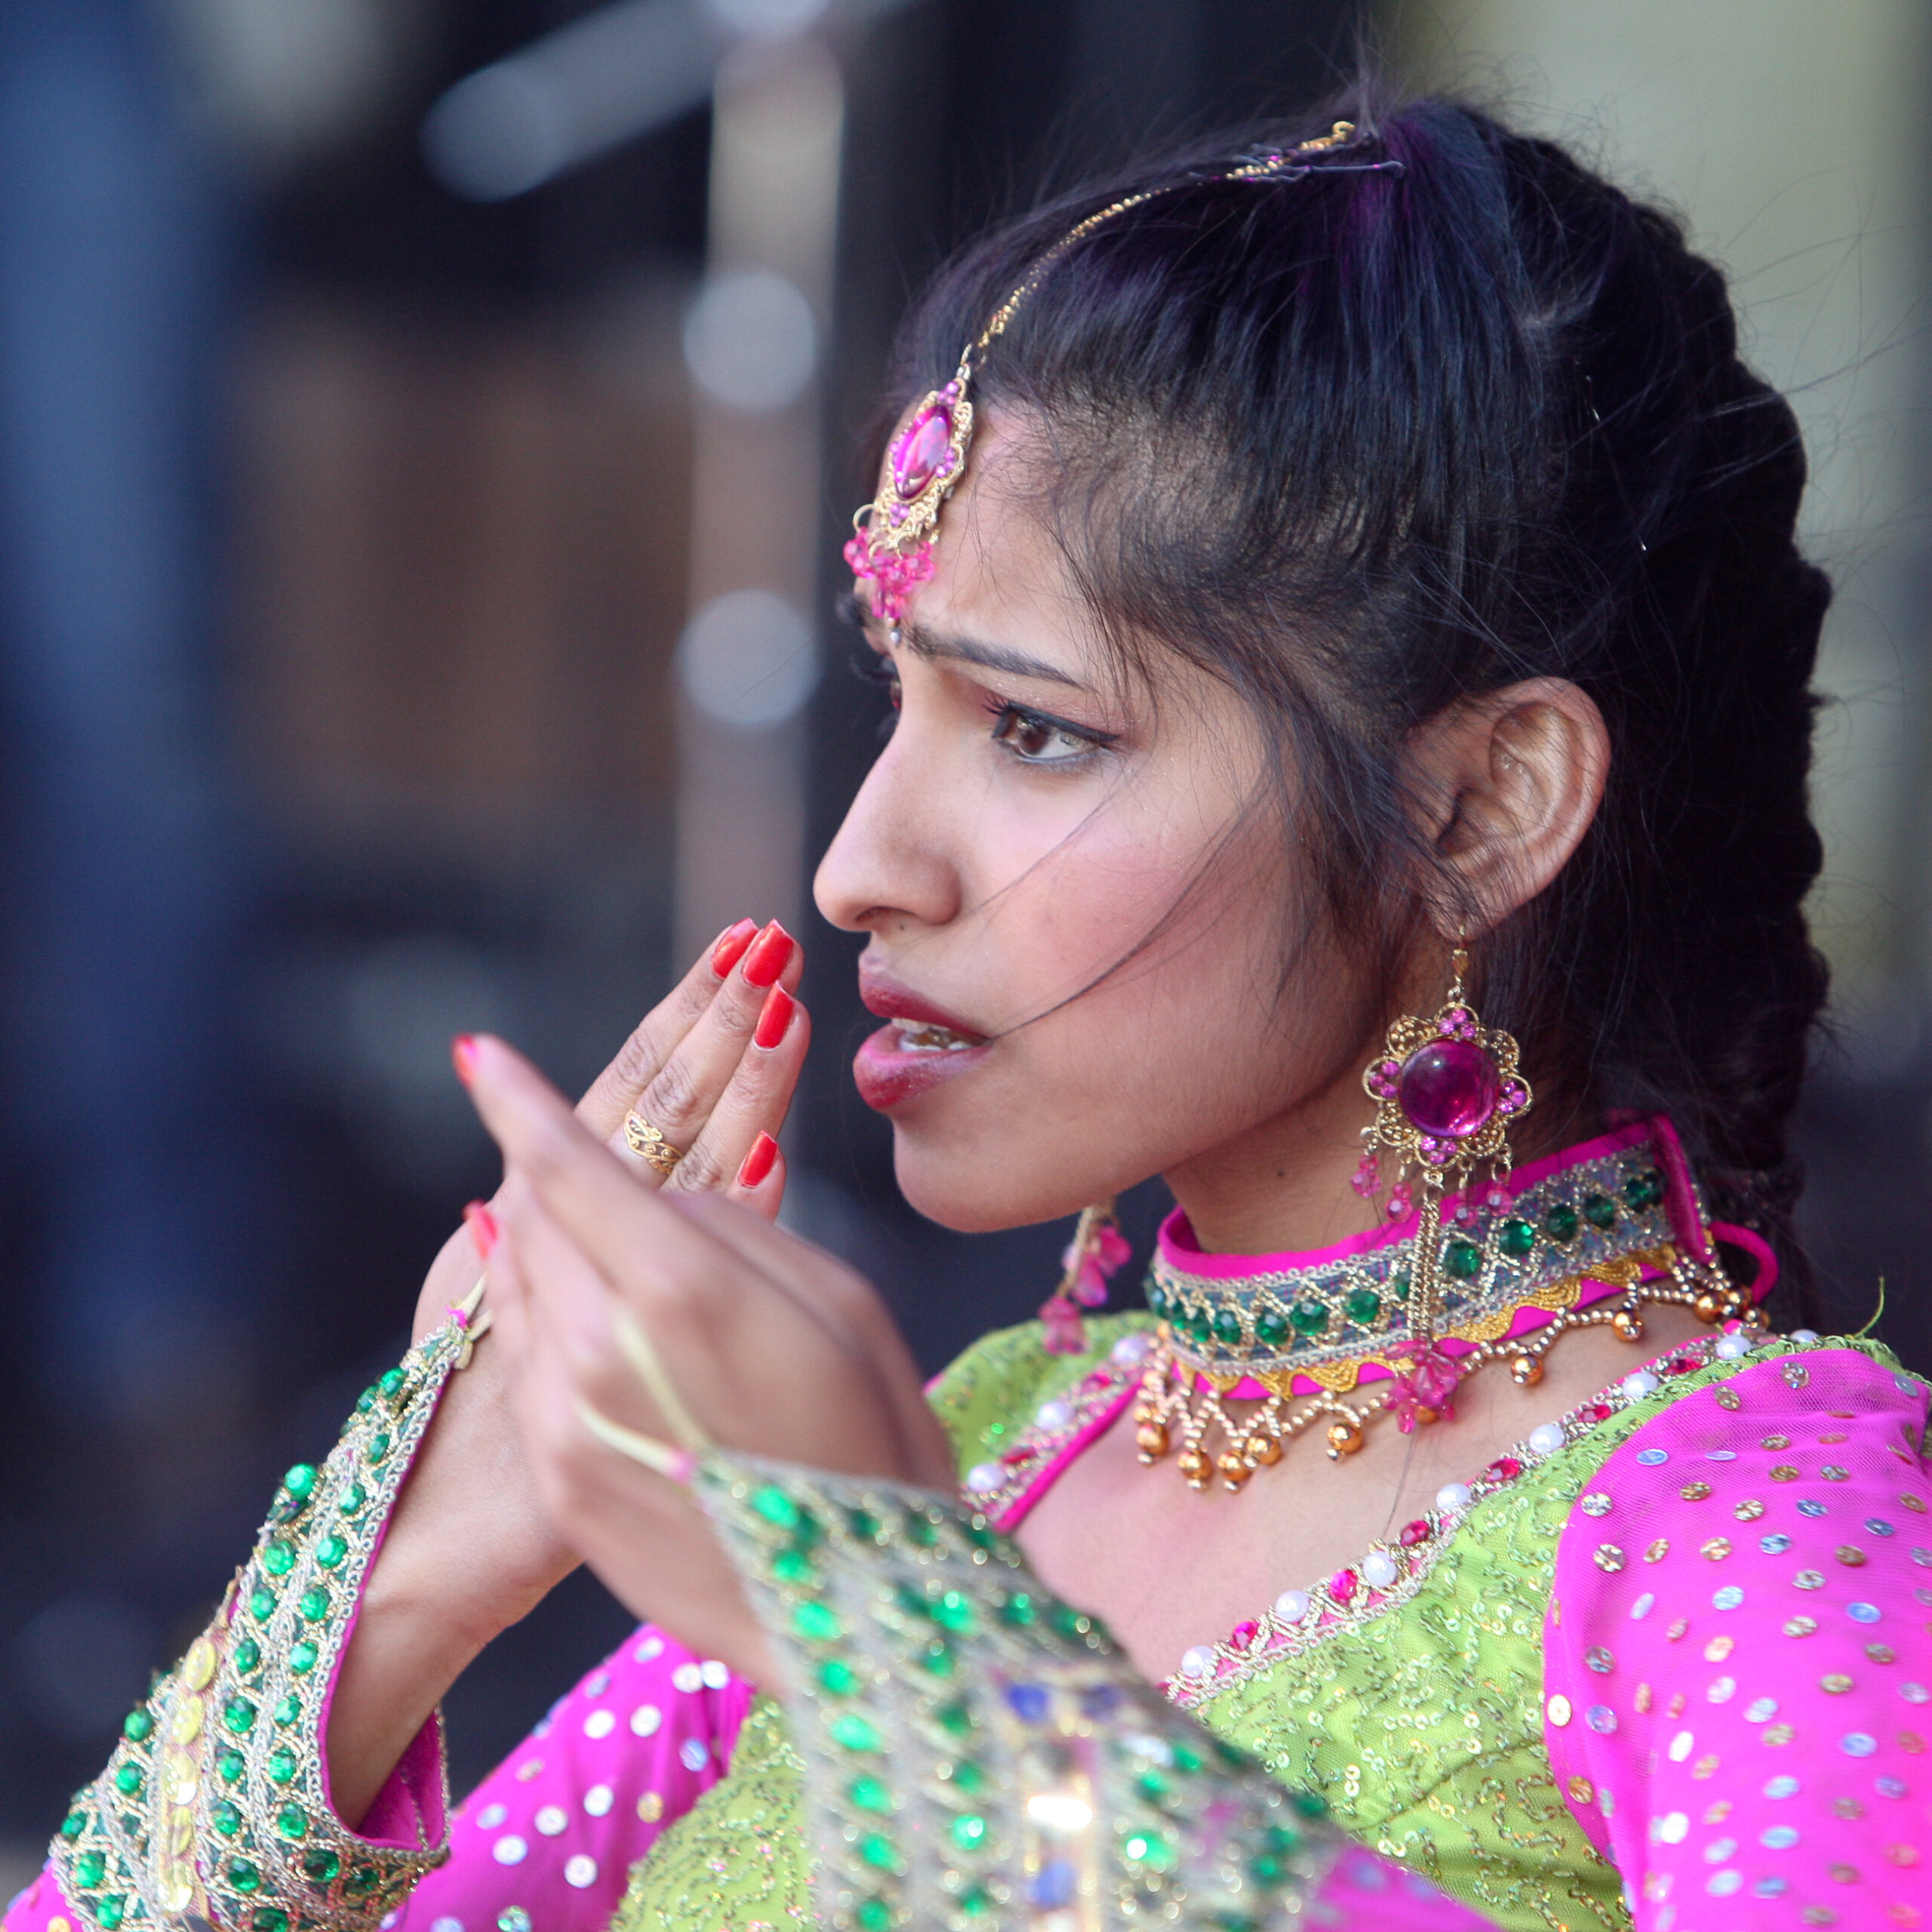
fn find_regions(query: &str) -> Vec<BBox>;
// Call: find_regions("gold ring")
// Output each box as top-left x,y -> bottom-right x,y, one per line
623,1111 -> 684,1180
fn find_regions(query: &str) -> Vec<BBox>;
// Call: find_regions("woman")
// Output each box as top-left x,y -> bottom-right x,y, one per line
14,93 -> 1929,1932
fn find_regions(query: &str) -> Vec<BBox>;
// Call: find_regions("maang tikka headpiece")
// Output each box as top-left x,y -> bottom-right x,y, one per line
844,123 -> 1403,623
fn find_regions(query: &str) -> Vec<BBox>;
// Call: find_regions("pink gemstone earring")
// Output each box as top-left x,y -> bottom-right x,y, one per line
1358,941 -> 1533,1429
1038,1200 -> 1132,1355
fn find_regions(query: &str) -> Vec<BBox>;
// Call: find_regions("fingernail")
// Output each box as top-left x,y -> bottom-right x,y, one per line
754,983 -> 795,1050
453,1035 -> 480,1085
710,918 -> 759,977
741,919 -> 794,989
463,1200 -> 499,1257
737,1131 -> 780,1189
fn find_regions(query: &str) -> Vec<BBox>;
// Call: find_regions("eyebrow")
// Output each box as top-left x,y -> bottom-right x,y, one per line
898,620 -> 1088,690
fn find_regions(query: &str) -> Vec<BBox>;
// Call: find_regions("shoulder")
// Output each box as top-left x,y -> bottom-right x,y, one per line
926,1312 -> 1156,1481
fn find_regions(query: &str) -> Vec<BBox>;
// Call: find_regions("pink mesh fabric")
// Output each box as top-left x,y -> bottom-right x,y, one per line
1544,1346 -> 1932,1927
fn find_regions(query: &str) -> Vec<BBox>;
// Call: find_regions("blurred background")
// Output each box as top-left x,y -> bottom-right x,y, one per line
0,0 -> 1927,1864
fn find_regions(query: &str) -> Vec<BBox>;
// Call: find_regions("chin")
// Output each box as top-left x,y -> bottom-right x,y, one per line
889,1118 -> 1136,1234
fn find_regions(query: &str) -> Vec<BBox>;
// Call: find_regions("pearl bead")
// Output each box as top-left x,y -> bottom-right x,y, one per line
1436,1481 -> 1473,1511
1273,1589 -> 1311,1623
1528,1422 -> 1565,1457
1715,1334 -> 1751,1359
1362,1551 -> 1398,1587
1034,1399 -> 1072,1431
1621,1370 -> 1660,1400
965,1463 -> 1002,1494
1180,1645 -> 1216,1678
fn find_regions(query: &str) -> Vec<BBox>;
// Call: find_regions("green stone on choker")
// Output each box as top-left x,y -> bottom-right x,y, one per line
315,1532 -> 348,1570
249,1588 -> 277,1622
252,1908 -> 290,1932
1135,1768 -> 1171,1801
95,1899 -> 125,1930
73,1850 -> 106,1890
233,1639 -> 261,1675
261,1540 -> 296,1578
997,1592 -> 1035,1626
339,1484 -> 368,1515
112,1764 -> 143,1797
1499,1217 -> 1536,1259
1123,1829 -> 1174,1869
1289,1300 -> 1327,1336
955,1886 -> 991,1917
123,1709 -> 154,1743
1583,1192 -> 1617,1229
1343,1287 -> 1381,1325
217,1749 -> 245,1784
919,1639 -> 954,1676
1211,1308 -> 1242,1346
302,1848 -> 341,1884
343,1868 -> 379,1898
848,1774 -> 890,1812
274,1804 -> 308,1841
949,1813 -> 987,1850
903,1513 -> 938,1548
213,1801 -> 242,1838
273,1694 -> 301,1727
951,1759 -> 985,1794
355,1388 -> 377,1417
1625,1170 -> 1664,1210
857,1900 -> 893,1932
936,1702 -> 973,1737
1263,1823 -> 1303,1852
291,1640 -> 319,1676
269,1747 -> 297,1784
818,1659 -> 860,1696
61,1812 -> 88,1841
1444,1235 -> 1483,1280
844,1507 -> 881,1542
227,1860 -> 261,1895
365,1432 -> 392,1465
222,1698 -> 257,1736
1543,1202 -> 1578,1242
282,1463 -> 317,1503
378,1367 -> 406,1401
1254,1307 -> 1289,1346
298,1586 -> 330,1621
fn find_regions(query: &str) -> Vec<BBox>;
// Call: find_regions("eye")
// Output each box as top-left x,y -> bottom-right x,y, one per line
989,704 -> 1098,764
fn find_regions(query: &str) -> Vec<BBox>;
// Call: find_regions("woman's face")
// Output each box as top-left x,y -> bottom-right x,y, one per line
814,417 -> 1383,1233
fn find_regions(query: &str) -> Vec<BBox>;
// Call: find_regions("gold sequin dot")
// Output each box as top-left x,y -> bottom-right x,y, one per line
1666,1620 -> 1690,1644
1761,1435 -> 1792,1451
1734,1498 -> 1766,1521
1829,1864 -> 1860,1884
1705,1800 -> 1734,1823
1782,1361 -> 1810,1389
515,1760 -> 545,1782
1835,1797 -> 1866,1820
1694,1754 -> 1721,1780
1580,1493 -> 1613,1517
1819,1432 -> 1848,1444
1702,1537 -> 1733,1561
1585,1646 -> 1615,1673
1635,1683 -> 1654,1712
1785,1616 -> 1818,1636
1822,1673 -> 1855,1694
638,1791 -> 664,1822
1681,1481 -> 1713,1501
1794,1569 -> 1826,1590
1888,1843 -> 1921,1867
1867,1643 -> 1897,1663
1770,1464 -> 1800,1482
1645,1538 -> 1672,1563
1546,1694 -> 1573,1727
1704,1635 -> 1735,1662
1715,1387 -> 1742,1410
1567,1775 -> 1594,1804
50,1918 -> 69,1932
1666,1691 -> 1688,1718
1762,1722 -> 1795,1745
1837,1545 -> 1868,1567
1593,1543 -> 1626,1573
1903,1493 -> 1927,1512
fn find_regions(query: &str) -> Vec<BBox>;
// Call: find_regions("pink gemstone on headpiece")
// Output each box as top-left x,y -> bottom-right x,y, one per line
1395,1039 -> 1500,1139
893,405 -> 954,499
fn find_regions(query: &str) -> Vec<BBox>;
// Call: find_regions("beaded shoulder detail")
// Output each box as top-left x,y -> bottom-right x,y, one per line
51,1321 -> 469,1932
1150,1127 -> 1687,1394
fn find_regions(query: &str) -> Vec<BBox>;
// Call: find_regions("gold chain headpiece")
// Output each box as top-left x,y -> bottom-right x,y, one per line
843,123 -> 1402,620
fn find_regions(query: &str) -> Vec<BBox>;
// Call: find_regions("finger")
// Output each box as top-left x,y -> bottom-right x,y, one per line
726,1131 -> 785,1219
574,918 -> 762,1141
670,1190 -> 955,1487
617,921 -> 802,1179
666,987 -> 810,1204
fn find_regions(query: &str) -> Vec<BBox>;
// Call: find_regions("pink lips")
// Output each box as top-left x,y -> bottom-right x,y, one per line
852,968 -> 992,1112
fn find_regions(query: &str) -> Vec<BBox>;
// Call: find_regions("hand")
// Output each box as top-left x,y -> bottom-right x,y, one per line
461,1032 -> 956,1687
327,920 -> 808,1823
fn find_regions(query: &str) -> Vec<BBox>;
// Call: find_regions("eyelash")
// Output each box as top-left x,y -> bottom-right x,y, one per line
853,646 -> 1111,766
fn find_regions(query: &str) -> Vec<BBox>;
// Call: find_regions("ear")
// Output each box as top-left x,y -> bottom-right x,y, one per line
1404,678 -> 1610,936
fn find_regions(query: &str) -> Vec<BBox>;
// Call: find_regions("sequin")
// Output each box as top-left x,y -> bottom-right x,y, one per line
1837,1545 -> 1869,1567
1595,1544 -> 1626,1572
1585,1706 -> 1617,1734
1700,1537 -> 1732,1561
1636,1445 -> 1668,1465
1843,1734 -> 1879,1757
1630,1592 -> 1656,1620
1734,1499 -> 1765,1521
1798,1498 -> 1829,1517
1770,1465 -> 1800,1482
1746,1698 -> 1779,1723
1794,1570 -> 1826,1590
1580,1493 -> 1613,1517
1761,1533 -> 1793,1554
1585,1647 -> 1614,1673
1681,1481 -> 1712,1501
1712,1586 -> 1745,1610
1546,1695 -> 1572,1727
1645,1539 -> 1671,1563
1850,1603 -> 1882,1624
1785,1616 -> 1819,1637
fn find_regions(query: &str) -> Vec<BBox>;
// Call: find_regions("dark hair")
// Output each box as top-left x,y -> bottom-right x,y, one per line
875,90 -> 1829,1320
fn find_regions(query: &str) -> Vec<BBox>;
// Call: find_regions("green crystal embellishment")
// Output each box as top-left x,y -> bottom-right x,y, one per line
1499,1217 -> 1536,1259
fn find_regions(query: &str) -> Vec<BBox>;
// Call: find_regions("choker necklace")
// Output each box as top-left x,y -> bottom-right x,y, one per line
1134,1124 -> 1756,1491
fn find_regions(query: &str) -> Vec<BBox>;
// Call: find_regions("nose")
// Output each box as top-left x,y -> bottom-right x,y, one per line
814,731 -> 961,937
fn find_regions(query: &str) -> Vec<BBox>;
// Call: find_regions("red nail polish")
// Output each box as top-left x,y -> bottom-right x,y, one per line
463,1200 -> 499,1257
452,1035 -> 480,1085
741,919 -> 794,989
737,1131 -> 779,1189
710,918 -> 759,977
754,984 -> 795,1050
